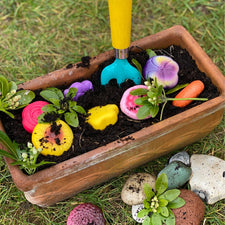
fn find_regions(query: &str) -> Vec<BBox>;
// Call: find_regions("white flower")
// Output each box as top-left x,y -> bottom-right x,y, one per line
27,142 -> 33,148
22,152 -> 28,159
11,90 -> 16,95
32,148 -> 37,155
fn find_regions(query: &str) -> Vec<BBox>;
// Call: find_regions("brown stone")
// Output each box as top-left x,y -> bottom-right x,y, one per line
173,189 -> 205,225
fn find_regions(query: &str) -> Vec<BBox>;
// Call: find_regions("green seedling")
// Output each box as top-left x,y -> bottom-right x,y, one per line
137,173 -> 185,225
0,130 -> 54,175
130,77 -> 208,120
0,75 -> 35,118
38,87 -> 86,127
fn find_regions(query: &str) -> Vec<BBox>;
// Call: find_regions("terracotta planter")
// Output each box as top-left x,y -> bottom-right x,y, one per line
0,25 -> 224,207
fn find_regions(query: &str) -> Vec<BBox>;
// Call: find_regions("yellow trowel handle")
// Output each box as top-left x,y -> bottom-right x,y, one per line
108,0 -> 132,50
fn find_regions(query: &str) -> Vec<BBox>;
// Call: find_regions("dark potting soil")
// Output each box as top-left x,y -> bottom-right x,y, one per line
1,45 -> 220,173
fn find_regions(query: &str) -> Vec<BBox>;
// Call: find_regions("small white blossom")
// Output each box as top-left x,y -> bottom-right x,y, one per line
27,142 -> 33,148
11,90 -> 16,95
22,152 -> 28,159
32,148 -> 37,155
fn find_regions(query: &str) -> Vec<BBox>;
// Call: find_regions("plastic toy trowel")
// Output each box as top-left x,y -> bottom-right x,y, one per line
100,0 -> 142,86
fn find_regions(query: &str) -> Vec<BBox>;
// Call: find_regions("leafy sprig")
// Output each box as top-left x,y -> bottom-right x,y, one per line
0,131 -> 54,175
130,77 -> 208,120
137,173 -> 185,225
38,87 -> 86,127
0,75 -> 35,118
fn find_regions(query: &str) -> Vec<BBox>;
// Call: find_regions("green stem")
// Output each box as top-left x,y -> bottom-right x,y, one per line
160,101 -> 167,121
166,97 -> 208,101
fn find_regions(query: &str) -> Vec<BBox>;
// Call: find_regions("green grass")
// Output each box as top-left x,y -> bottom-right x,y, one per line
0,0 -> 224,224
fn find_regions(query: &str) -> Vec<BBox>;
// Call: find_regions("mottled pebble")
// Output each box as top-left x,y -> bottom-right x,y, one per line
189,154 -> 225,204
121,173 -> 156,205
158,161 -> 192,189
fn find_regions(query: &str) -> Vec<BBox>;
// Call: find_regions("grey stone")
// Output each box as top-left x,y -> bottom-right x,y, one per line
169,151 -> 190,166
189,154 -> 225,204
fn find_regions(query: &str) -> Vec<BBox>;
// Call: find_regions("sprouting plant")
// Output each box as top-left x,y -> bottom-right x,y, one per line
137,173 -> 185,225
0,131 -> 54,175
38,87 -> 86,127
0,75 -> 35,118
130,77 -> 208,120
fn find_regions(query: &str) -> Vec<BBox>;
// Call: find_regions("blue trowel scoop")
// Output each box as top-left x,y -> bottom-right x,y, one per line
100,0 -> 141,86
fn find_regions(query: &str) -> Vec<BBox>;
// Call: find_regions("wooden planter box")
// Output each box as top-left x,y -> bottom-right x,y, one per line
0,25 -> 224,207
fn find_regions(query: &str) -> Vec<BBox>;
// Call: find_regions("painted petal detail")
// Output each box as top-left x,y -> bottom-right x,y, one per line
143,56 -> 179,89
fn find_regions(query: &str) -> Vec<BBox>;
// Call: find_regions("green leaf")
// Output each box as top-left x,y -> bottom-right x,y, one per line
146,49 -> 157,58
40,88 -> 62,103
134,96 -> 148,105
151,213 -> 162,225
0,75 -> 9,97
166,83 -> 189,95
159,198 -> 168,207
37,112 -> 46,123
0,149 -> 17,160
132,58 -> 143,75
143,199 -> 150,209
48,98 -> 60,106
66,87 -> 77,99
159,189 -> 180,202
58,109 -> 65,114
144,183 -> 155,200
143,216 -> 151,225
157,85 -> 163,97
16,90 -> 35,109
0,108 -> 15,118
46,87 -> 64,99
137,104 -> 151,119
31,160 -> 56,167
167,197 -> 185,209
41,104 -> 57,113
149,105 -> 159,118
71,105 -> 86,115
64,111 -> 79,127
8,81 -> 17,92
137,208 -> 150,218
147,90 -> 157,98
10,160 -> 24,166
130,88 -> 148,96
0,131 -> 18,158
160,206 -> 169,217
155,173 -> 168,196
164,210 -> 176,225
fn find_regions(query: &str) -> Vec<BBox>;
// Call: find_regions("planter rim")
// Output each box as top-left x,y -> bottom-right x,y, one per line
1,25 -> 225,192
